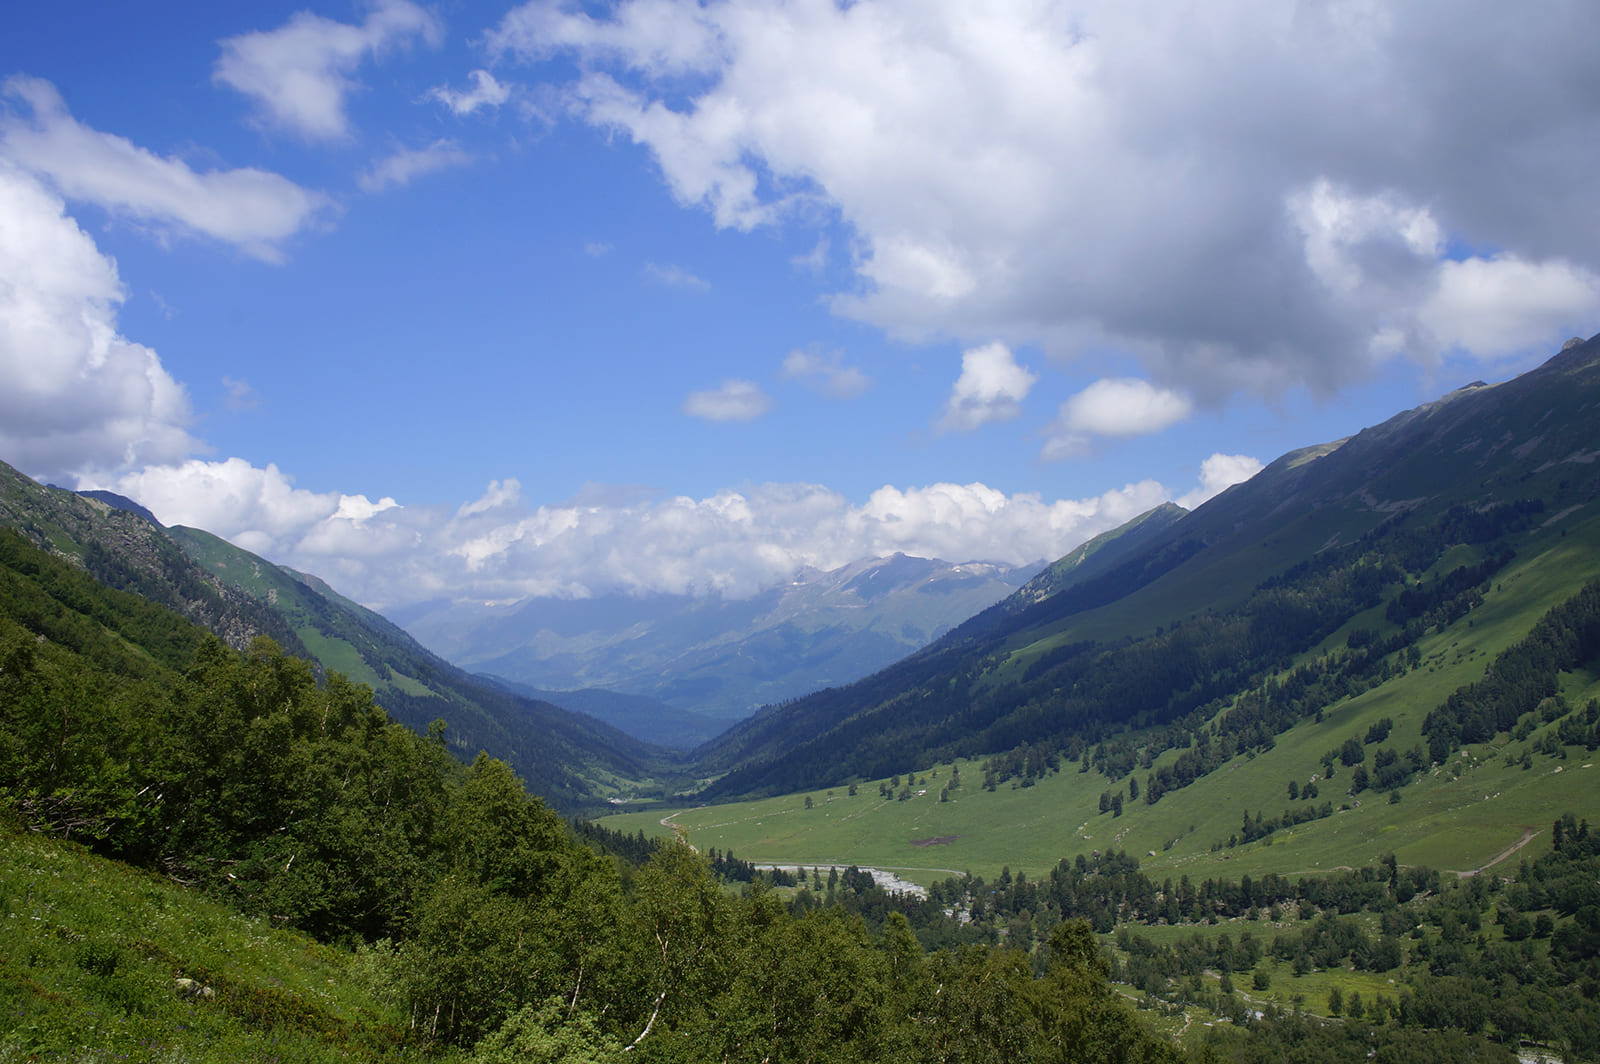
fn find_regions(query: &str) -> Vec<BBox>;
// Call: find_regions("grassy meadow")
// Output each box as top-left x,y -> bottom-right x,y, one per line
603,528 -> 1600,889
0,825 -> 433,1063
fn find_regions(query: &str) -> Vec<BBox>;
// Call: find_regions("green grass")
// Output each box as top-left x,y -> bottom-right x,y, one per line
385,667 -> 442,699
0,824 -> 442,1063
295,626 -> 386,690
604,534 -> 1600,888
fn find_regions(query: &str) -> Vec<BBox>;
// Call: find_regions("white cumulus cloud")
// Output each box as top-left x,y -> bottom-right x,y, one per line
104,459 -> 407,565
215,0 -> 442,141
496,0 -> 1600,397
93,458 -> 1229,609
0,77 -> 332,262
426,70 -> 514,116
937,342 -> 1036,432
0,162 -> 198,483
1418,256 -> 1600,363
1176,453 -> 1264,511
682,379 -> 772,422
1042,377 -> 1193,459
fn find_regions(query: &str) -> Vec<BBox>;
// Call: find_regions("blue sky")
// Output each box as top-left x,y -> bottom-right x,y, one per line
2,1 -> 1597,609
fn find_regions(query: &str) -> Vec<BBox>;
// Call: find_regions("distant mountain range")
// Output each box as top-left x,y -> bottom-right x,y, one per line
393,553 -> 1036,722
480,680 -> 727,750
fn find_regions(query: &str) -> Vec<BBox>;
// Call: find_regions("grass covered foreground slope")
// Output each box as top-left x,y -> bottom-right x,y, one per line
693,333 -> 1600,801
0,826 -> 417,1062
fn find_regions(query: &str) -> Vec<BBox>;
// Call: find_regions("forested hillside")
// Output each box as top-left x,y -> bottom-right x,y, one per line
0,464 -> 689,810
166,524 -> 685,809
698,335 -> 1600,798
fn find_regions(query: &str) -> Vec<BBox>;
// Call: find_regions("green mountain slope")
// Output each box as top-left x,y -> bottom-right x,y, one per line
161,524 -> 687,808
943,501 -> 1189,644
0,463 -> 686,809
697,334 -> 1600,799
0,464 -> 310,657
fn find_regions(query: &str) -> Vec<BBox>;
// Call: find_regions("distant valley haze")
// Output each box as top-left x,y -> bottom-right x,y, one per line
399,552 -> 1037,724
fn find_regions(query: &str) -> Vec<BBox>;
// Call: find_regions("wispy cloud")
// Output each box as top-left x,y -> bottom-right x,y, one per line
358,140 -> 472,193
682,379 -> 771,421
790,237 -> 828,273
221,376 -> 259,412
0,77 -> 332,262
645,262 -> 710,291
214,0 -> 441,141
781,347 -> 871,399
425,70 -> 514,116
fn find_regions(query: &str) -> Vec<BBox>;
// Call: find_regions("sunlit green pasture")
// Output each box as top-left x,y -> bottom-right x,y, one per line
604,534 -> 1600,887
0,826 -> 432,1063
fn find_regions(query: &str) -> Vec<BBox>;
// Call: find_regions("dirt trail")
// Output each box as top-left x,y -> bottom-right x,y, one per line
1455,827 -> 1538,878
659,811 -> 694,850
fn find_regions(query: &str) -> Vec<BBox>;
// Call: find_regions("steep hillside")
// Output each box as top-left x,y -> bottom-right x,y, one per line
164,524 -> 687,808
945,501 -> 1188,643
0,826 -> 417,1062
0,463 -> 686,809
0,463 -> 308,655
697,334 -> 1600,798
398,553 -> 1033,721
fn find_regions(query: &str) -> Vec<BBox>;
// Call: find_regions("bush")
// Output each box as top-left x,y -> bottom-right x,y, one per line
470,997 -> 621,1064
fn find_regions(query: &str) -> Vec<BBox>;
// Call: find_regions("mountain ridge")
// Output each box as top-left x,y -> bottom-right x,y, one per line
693,333 -> 1600,798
